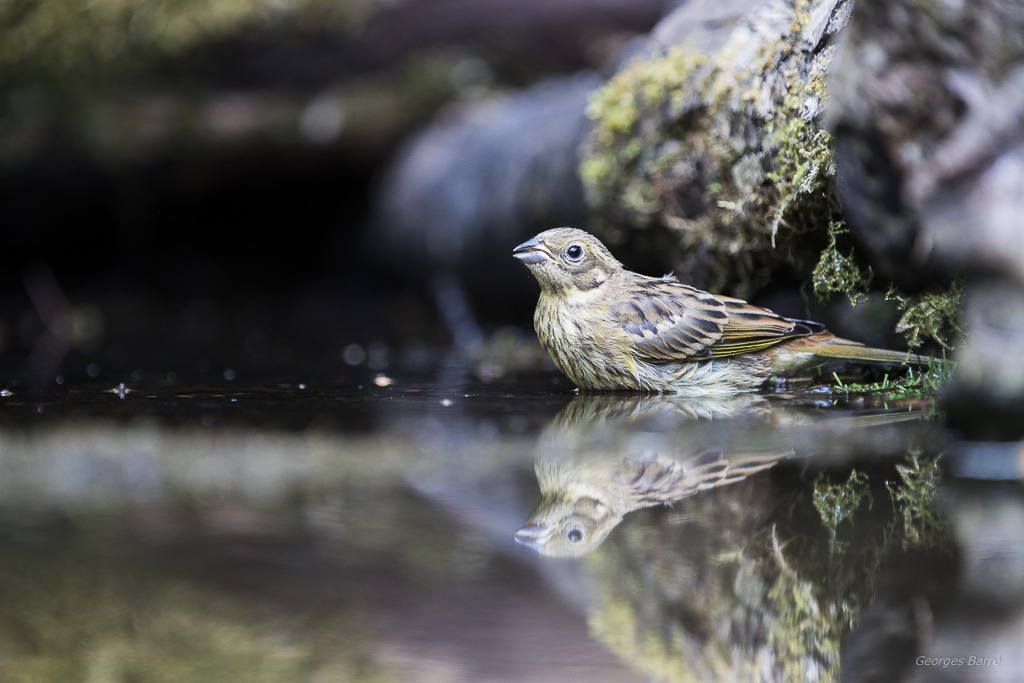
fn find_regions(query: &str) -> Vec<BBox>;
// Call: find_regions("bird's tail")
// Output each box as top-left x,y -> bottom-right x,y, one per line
809,339 -> 934,366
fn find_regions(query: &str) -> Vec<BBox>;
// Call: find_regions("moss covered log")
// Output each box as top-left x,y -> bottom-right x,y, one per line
580,0 -> 853,299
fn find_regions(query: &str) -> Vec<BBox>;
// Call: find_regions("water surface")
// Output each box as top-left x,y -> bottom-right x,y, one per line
0,367 -> 1021,682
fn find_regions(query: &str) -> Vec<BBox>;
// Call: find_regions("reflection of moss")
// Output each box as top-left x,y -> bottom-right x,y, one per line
583,452 -> 955,682
886,452 -> 948,551
767,529 -> 842,683
888,281 -> 965,350
812,469 -> 872,553
770,452 -> 951,681
0,515 -> 387,682
588,600 -> 692,682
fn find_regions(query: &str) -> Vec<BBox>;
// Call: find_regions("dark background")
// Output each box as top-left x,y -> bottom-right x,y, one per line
0,0 -> 667,384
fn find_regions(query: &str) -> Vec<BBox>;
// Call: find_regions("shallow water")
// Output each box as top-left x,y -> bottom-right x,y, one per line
0,365 -> 1022,682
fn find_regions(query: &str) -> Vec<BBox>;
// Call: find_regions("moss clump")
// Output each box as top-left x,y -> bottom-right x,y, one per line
812,220 -> 874,304
761,33 -> 839,241
580,47 -> 710,203
830,357 -> 953,402
888,281 -> 965,350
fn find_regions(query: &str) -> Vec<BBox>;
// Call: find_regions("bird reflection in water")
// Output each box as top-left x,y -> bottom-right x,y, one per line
515,393 -> 793,557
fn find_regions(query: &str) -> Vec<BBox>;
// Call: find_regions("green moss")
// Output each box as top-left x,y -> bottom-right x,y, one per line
812,220 -> 874,304
0,0 -> 373,87
578,3 -> 849,299
830,356 -> 953,400
763,58 -> 839,243
581,47 -> 710,207
888,281 -> 965,350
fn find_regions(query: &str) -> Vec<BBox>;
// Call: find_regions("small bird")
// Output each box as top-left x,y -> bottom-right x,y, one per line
513,227 -> 930,394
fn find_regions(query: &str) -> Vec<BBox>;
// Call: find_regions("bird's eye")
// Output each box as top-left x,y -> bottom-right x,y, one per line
567,528 -> 584,543
565,245 -> 584,261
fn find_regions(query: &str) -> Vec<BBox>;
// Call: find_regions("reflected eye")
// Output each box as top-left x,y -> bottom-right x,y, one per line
565,245 -> 584,261
567,528 -> 584,543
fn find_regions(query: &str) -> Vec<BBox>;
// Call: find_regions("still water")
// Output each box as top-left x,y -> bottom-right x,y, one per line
0,365 -> 1021,682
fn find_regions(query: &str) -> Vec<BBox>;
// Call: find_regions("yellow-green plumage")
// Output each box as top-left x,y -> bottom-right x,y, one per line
513,227 -> 930,394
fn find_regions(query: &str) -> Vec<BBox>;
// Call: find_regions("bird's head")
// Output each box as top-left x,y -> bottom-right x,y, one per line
514,493 -> 622,558
512,227 -> 622,294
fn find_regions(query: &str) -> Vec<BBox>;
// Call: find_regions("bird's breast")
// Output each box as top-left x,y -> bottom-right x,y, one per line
534,293 -> 640,390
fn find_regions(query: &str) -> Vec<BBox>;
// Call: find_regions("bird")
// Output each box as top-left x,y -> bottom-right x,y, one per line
513,227 -> 932,394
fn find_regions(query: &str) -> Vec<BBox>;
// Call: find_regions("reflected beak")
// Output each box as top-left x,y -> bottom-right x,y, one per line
513,237 -> 554,265
514,523 -> 553,550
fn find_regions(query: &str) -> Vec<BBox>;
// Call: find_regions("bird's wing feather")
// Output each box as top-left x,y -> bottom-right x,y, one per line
614,279 -> 817,362
613,278 -> 728,360
710,299 -> 819,357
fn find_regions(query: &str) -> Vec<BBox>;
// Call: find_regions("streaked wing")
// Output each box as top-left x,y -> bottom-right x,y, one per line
613,278 -> 728,361
710,297 -> 819,358
614,279 -> 820,362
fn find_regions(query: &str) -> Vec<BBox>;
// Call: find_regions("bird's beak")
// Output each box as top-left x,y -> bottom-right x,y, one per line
513,237 -> 554,265
514,523 -> 553,550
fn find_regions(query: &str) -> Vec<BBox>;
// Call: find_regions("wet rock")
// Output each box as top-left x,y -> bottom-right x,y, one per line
373,0 -> 856,303
370,73 -> 599,294
828,0 -> 1024,434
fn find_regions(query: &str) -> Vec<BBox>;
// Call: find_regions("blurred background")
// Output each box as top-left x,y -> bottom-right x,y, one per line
0,0 -> 673,385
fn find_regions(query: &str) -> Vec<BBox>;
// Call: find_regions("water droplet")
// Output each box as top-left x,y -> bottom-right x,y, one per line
55,376 -> 64,385
201,413 -> 214,427
86,363 -> 101,378
298,383 -> 308,390
223,368 -> 237,381
108,383 -> 130,399
440,398 -> 453,407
